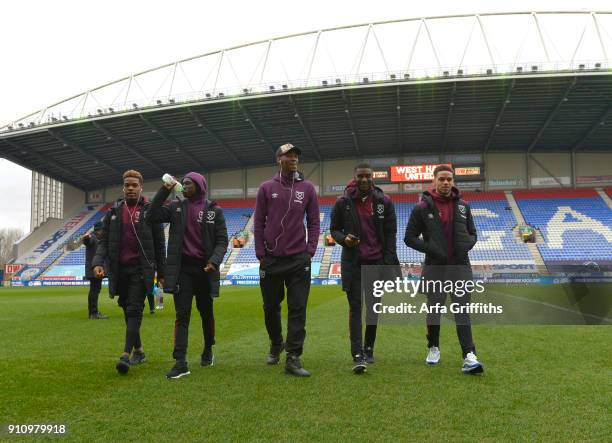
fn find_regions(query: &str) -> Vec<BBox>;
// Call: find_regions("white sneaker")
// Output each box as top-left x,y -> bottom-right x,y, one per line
425,346 -> 440,365
462,352 -> 484,374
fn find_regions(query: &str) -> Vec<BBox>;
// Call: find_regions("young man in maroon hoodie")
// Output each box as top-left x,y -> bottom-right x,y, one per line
147,172 -> 228,379
404,165 -> 484,374
254,143 -> 320,377
330,163 -> 400,374
92,170 -> 166,374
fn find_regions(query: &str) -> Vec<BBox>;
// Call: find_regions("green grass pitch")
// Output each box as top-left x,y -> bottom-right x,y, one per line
0,285 -> 610,441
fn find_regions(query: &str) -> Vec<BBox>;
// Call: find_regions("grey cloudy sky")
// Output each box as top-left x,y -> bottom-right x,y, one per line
1,0 -> 609,232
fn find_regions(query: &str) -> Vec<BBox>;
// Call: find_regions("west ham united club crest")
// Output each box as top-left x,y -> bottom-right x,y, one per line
295,191 -> 304,201
376,204 -> 384,215
207,211 -> 216,221
458,204 -> 466,215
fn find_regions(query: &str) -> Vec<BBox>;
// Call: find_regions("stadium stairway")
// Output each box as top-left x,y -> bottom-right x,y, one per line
506,191 -> 546,269
318,242 -> 333,278
596,188 -> 612,210
242,212 -> 256,247
505,191 -> 526,224
221,247 -> 241,279
220,209 -> 255,278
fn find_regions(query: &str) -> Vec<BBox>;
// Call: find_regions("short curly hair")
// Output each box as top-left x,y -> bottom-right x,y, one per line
122,169 -> 143,184
433,165 -> 454,177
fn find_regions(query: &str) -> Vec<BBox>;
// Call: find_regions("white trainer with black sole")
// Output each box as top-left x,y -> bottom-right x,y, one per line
461,352 -> 484,374
425,346 -> 441,365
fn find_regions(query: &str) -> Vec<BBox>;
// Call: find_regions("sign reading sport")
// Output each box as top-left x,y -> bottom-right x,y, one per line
390,164 -> 452,182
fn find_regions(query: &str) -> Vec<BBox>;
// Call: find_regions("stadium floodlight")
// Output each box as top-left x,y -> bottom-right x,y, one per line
62,116 -> 68,121
390,74 -> 396,80
516,66 -> 523,73
362,77 -> 369,83
443,71 -> 449,77
218,92 -> 225,98
132,103 -> 138,109
169,98 -> 175,104
18,123 -> 24,128
322,80 -> 328,86
108,107 -> 114,113
242,88 -> 249,94
205,93 -> 211,98
486,69 -> 493,75
282,84 -> 288,90
97,109 -> 103,114
335,78 -> 341,84
531,66 -> 538,72
578,64 -> 585,70
51,117 -> 58,122
595,63 -> 601,69
156,100 -> 162,105
457,69 -> 463,76
269,85 -> 275,91
404,73 -> 410,80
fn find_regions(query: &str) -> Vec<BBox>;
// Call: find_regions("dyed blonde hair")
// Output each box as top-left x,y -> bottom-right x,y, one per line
122,169 -> 143,184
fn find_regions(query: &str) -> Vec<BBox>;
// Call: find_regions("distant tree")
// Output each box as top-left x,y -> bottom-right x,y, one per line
0,228 -> 24,266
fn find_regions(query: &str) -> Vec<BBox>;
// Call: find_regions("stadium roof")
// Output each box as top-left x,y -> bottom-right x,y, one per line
2,11 -> 612,190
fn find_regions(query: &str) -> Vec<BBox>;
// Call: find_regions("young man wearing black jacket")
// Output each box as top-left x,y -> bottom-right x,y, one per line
83,221 -> 108,319
92,170 -> 166,374
146,172 -> 228,379
404,165 -> 484,374
330,163 -> 399,373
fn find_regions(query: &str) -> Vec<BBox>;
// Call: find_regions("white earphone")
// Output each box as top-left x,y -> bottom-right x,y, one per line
265,166 -> 297,253
123,187 -> 153,268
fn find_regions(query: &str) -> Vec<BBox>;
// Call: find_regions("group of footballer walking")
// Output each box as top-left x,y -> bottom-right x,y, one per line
90,142 -> 484,379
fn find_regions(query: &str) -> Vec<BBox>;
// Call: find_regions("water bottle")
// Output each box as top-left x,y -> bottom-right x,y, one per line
155,285 -> 164,310
162,173 -> 183,193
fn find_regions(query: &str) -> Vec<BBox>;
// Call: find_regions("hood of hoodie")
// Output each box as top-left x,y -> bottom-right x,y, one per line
343,178 -> 384,199
421,186 -> 460,205
183,171 -> 207,202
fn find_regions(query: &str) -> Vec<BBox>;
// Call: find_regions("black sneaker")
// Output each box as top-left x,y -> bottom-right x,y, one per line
266,342 -> 284,365
201,348 -> 214,367
364,346 -> 375,364
352,354 -> 367,374
129,350 -> 146,365
285,354 -> 311,377
166,361 -> 190,379
115,355 -> 130,375
149,309 -> 155,315
89,312 -> 109,320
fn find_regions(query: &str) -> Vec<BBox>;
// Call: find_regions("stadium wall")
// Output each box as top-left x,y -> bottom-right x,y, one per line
92,153 -> 612,203
575,153 -> 612,186
528,153 -> 571,188
63,183 -> 85,220
485,153 -> 526,189
487,152 -> 612,189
